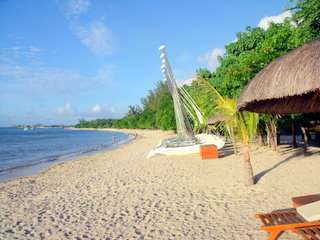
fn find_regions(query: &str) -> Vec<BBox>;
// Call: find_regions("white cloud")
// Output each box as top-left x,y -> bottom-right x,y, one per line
80,104 -> 119,119
54,103 -> 119,122
91,104 -> 102,113
29,46 -> 41,53
0,46 -> 118,124
73,21 -> 113,56
65,0 -> 90,17
57,102 -> 73,115
63,0 -> 114,56
178,76 -> 196,87
258,11 -> 292,30
0,46 -> 113,97
0,55 -> 113,94
0,63 -> 28,79
231,38 -> 238,43
96,64 -> 113,80
0,46 -> 43,64
198,48 -> 225,71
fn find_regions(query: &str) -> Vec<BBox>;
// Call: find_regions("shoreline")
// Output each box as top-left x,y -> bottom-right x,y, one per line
0,129 -> 319,239
0,128 -> 137,183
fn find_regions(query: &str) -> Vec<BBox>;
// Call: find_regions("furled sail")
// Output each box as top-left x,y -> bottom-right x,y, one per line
159,45 -> 197,145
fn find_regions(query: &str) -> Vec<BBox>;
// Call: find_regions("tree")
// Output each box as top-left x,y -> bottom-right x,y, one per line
204,81 -> 259,186
126,105 -> 142,117
291,0 -> 320,38
237,111 -> 259,186
75,0 -> 319,151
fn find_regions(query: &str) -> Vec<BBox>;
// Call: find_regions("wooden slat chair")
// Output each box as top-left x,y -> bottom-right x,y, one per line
256,208 -> 320,240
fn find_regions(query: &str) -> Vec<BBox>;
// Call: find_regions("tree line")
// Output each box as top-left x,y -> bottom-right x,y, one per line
76,0 -> 320,135
75,81 -> 175,130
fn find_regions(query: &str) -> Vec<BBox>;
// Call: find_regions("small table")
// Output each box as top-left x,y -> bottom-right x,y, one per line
292,194 -> 320,208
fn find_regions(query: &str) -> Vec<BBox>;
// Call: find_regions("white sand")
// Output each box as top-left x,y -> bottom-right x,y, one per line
0,129 -> 319,240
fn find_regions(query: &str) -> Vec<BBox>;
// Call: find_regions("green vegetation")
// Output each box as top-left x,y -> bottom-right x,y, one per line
74,0 -> 320,186
76,0 -> 319,133
191,77 -> 259,185
75,81 -> 175,130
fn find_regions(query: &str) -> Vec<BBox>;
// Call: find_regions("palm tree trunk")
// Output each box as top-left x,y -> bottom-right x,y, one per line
267,122 -> 277,151
271,122 -> 278,152
301,126 -> 308,153
243,144 -> 254,186
266,124 -> 271,148
230,127 -> 238,154
258,133 -> 264,146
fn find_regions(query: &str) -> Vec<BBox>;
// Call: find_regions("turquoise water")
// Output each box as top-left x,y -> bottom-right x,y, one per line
0,128 -> 131,181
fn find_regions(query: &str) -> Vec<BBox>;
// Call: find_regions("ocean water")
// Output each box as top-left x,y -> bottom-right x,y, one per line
0,128 -> 132,181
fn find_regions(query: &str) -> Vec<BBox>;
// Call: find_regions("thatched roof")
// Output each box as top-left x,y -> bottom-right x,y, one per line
207,113 -> 229,125
237,40 -> 320,114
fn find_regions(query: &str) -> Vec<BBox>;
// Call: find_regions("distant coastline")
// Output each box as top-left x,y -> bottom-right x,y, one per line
13,124 -> 74,129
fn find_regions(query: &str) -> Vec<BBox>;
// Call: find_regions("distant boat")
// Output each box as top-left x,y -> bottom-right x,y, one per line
23,127 -> 29,131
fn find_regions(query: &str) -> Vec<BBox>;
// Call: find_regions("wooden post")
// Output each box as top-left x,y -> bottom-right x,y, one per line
315,131 -> 320,147
301,127 -> 308,153
292,120 -> 297,148
272,122 -> 278,152
276,132 -> 280,146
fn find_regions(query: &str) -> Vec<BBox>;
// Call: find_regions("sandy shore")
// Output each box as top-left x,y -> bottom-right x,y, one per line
0,129 -> 319,239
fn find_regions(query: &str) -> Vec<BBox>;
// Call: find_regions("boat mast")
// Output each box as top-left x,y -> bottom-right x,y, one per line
159,45 -> 195,139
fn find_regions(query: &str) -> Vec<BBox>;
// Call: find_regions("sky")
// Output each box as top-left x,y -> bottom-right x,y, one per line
0,0 -> 292,126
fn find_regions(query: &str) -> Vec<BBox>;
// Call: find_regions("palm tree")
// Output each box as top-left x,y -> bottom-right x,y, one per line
198,78 -> 259,185
197,78 -> 239,153
188,77 -> 259,185
236,111 -> 259,186
214,98 -> 259,185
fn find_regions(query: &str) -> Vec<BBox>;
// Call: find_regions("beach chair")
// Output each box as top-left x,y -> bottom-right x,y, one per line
256,208 -> 320,240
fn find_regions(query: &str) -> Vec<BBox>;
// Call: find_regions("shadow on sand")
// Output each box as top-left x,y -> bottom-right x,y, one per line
254,146 -> 317,184
220,142 -> 237,157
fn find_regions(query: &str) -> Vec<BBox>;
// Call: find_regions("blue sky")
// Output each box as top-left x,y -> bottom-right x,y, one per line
0,0 -> 291,126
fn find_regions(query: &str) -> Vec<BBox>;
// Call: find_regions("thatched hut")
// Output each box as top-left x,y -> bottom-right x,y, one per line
237,40 -> 320,114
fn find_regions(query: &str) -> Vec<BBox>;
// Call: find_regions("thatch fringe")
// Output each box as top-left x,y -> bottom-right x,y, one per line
237,40 -> 320,113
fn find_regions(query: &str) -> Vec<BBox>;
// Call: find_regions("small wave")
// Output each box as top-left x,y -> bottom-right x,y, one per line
0,133 -> 134,179
0,155 -> 59,173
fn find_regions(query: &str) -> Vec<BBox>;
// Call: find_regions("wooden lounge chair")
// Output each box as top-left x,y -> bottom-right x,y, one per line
256,208 -> 320,240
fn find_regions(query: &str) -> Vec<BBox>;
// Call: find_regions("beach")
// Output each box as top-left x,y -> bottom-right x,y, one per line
0,129 -> 319,240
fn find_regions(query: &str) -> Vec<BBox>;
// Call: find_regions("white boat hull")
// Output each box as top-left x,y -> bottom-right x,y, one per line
147,134 -> 225,159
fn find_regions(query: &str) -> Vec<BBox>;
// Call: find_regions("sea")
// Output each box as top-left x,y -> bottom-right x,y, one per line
0,127 -> 133,181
